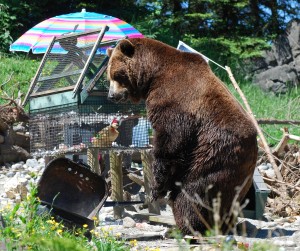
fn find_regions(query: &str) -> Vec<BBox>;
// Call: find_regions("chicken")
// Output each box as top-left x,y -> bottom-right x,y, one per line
91,118 -> 119,147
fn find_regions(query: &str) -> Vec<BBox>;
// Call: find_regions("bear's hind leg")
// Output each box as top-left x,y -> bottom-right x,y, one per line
171,191 -> 210,235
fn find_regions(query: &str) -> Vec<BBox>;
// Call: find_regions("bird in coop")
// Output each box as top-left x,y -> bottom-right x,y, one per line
91,118 -> 120,147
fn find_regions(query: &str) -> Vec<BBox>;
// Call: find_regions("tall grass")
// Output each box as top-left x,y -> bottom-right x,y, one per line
225,72 -> 300,146
0,52 -> 40,104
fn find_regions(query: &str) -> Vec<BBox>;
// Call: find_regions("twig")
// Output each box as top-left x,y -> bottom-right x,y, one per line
225,66 -> 284,182
263,176 -> 300,191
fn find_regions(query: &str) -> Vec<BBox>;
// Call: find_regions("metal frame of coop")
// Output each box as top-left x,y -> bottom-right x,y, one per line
24,26 -> 153,157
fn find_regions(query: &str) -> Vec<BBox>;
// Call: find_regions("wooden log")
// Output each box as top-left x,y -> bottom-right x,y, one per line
110,151 -> 124,219
87,147 -> 101,175
141,150 -> 161,215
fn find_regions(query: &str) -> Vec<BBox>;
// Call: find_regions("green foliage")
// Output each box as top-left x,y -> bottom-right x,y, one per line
0,184 -> 129,251
183,35 -> 271,68
0,4 -> 20,52
251,241 -> 281,251
227,80 -> 300,146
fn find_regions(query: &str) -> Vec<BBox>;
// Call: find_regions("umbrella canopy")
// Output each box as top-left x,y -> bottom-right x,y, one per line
10,9 -> 143,54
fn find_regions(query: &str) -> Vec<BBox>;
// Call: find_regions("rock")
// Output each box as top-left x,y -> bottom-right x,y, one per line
11,163 -> 23,170
38,158 -> 45,165
13,124 -> 26,132
272,35 -> 293,65
264,169 -> 275,179
287,20 -> 300,58
253,64 -> 298,94
258,163 -> 269,172
6,171 -> 15,178
123,216 -> 136,228
26,158 -> 39,168
4,176 -> 28,200
250,19 -> 300,94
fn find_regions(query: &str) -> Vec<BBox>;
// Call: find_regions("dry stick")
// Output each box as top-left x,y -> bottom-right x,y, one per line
257,118 -> 300,125
263,176 -> 300,192
225,66 -> 284,182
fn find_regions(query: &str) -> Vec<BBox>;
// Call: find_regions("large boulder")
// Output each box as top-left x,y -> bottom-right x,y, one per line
251,19 -> 300,94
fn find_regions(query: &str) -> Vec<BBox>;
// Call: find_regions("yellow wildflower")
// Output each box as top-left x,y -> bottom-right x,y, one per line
83,224 -> 88,228
129,239 -> 138,247
57,229 -> 63,234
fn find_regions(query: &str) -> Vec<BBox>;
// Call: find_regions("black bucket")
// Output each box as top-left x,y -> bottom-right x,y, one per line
37,157 -> 108,229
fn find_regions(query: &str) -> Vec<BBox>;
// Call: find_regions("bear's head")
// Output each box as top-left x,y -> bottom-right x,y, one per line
106,38 -> 164,103
106,39 -> 144,103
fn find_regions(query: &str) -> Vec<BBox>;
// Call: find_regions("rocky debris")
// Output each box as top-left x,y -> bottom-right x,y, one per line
0,157 -> 45,209
256,142 -> 300,219
249,20 -> 300,94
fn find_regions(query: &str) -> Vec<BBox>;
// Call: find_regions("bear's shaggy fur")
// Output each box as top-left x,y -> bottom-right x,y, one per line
106,38 -> 258,234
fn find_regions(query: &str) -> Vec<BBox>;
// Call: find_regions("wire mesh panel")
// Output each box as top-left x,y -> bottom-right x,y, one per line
29,97 -> 152,155
79,97 -> 151,149
29,103 -> 80,154
34,31 -> 94,93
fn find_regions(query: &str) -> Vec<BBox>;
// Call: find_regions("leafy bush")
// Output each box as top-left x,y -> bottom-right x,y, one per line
0,4 -> 20,53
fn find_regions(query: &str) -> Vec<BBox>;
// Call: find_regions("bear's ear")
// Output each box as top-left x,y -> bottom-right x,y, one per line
106,47 -> 114,57
119,39 -> 135,58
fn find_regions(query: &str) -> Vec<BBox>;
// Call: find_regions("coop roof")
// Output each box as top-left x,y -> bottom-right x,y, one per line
22,26 -> 121,106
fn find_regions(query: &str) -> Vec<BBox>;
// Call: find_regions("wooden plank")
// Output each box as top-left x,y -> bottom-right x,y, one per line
149,215 -> 176,226
121,232 -> 165,240
30,86 -> 75,97
141,150 -> 161,215
110,151 -> 124,219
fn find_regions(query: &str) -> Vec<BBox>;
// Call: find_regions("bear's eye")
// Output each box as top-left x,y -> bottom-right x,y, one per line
113,71 -> 129,87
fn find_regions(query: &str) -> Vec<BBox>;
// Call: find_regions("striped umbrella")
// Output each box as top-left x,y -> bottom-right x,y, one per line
9,9 -> 143,54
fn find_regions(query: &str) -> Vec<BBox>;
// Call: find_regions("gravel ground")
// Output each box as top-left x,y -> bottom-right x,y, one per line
0,158 -> 300,250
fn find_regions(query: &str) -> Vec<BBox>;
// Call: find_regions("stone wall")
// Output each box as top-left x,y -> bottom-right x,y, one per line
250,20 -> 300,94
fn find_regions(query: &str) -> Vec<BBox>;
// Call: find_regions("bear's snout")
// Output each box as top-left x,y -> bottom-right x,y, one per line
108,88 -> 128,103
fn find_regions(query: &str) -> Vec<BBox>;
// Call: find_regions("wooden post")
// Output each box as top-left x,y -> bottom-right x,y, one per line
110,151 -> 124,219
141,150 -> 161,215
87,147 -> 101,175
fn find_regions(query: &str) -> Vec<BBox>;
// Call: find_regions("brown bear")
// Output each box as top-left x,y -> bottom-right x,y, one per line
106,38 -> 258,235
